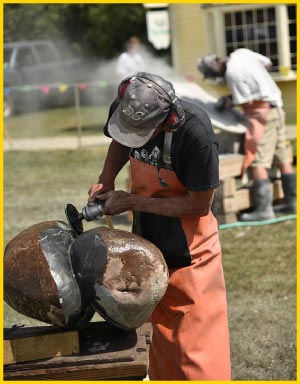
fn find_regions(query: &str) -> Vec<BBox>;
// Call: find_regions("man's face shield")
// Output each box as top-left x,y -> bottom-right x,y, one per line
197,54 -> 226,85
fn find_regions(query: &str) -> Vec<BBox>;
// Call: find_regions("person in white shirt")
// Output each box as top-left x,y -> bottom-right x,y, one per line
198,49 -> 296,221
117,36 -> 145,79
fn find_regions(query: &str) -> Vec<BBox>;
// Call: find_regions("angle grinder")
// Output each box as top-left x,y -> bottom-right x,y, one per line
65,200 -> 106,236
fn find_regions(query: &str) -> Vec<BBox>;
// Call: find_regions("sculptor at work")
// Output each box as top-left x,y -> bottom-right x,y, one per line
198,49 -> 296,221
88,72 -> 231,380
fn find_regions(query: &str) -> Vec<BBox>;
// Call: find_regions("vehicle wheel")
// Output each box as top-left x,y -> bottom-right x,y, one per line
4,94 -> 14,118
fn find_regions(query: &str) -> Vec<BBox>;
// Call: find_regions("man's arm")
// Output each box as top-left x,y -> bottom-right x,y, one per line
253,51 -> 273,70
96,188 -> 215,218
88,140 -> 129,202
215,95 -> 233,111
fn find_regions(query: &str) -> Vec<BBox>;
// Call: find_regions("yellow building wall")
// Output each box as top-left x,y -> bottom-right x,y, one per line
277,82 -> 296,123
169,4 -> 296,123
169,4 -> 205,80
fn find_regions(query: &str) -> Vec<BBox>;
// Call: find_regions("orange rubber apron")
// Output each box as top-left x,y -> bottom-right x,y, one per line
130,156 -> 231,380
241,100 -> 270,175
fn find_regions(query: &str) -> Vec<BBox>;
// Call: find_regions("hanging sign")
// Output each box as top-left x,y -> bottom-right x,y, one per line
146,10 -> 170,49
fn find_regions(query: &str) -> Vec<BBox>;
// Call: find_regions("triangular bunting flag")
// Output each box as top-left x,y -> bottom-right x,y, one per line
99,81 -> 108,88
79,83 -> 88,90
58,84 -> 68,93
41,85 -> 50,94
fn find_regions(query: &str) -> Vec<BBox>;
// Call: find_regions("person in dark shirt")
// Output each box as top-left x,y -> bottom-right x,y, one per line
88,72 -> 231,380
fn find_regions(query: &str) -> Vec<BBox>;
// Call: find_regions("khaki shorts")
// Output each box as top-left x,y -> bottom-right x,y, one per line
252,107 -> 288,169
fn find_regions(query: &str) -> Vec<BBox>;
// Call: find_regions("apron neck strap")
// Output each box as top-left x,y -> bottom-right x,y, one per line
162,131 -> 173,169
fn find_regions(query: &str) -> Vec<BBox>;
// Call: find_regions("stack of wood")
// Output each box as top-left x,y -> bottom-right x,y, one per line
216,154 -> 281,223
216,146 -> 294,224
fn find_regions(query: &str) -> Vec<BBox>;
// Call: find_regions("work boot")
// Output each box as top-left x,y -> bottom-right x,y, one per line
240,179 -> 275,221
273,173 -> 296,214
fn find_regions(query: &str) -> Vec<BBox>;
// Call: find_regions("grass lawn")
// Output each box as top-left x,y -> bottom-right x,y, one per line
3,147 -> 296,380
4,147 -> 130,243
221,223 -> 296,380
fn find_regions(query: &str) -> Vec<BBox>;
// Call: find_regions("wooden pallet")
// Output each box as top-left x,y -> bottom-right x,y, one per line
4,321 -> 152,381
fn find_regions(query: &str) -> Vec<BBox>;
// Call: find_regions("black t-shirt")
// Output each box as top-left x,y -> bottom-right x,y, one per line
103,98 -> 219,191
103,97 -> 220,268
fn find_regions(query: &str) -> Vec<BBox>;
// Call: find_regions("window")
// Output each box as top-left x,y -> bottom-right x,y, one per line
16,47 -> 36,67
204,4 -> 296,76
224,7 -> 279,71
288,5 -> 296,69
4,47 -> 13,66
35,44 -> 59,64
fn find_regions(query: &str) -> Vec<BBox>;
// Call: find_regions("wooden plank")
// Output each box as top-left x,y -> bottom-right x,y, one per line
235,188 -> 251,210
226,182 -> 283,212
219,178 -> 237,197
216,179 -> 284,223
4,329 -> 79,365
219,144 -> 294,181
220,190 -> 249,213
4,322 -> 151,381
4,324 -> 75,339
272,179 -> 284,200
217,212 -> 237,224
285,124 -> 296,141
219,154 -> 244,180
4,358 -> 147,381
216,189 -> 250,214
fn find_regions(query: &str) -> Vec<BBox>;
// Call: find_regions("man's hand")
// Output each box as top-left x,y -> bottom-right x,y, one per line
88,181 -> 115,203
215,95 -> 233,111
95,190 -> 132,216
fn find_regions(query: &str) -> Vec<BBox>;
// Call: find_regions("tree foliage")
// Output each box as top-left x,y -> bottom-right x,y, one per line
4,4 -> 148,59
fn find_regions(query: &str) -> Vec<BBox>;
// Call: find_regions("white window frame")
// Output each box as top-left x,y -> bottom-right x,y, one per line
203,4 -> 296,81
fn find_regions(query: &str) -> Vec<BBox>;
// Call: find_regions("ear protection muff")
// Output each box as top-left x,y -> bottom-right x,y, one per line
117,74 -> 133,99
117,72 -> 185,131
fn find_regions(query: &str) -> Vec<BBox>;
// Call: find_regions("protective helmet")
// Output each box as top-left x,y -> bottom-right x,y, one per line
4,221 -> 94,328
198,54 -> 224,79
70,226 -> 169,330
